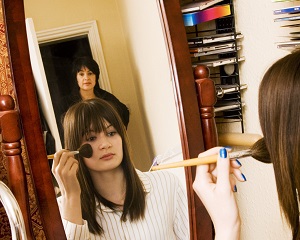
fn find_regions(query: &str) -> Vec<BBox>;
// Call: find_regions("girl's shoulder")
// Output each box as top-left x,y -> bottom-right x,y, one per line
137,169 -> 181,192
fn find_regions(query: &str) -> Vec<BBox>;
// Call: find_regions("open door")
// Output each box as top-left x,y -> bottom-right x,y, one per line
25,18 -> 62,151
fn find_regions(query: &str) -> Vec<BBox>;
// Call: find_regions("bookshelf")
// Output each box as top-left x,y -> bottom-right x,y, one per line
182,0 -> 246,132
272,1 -> 300,49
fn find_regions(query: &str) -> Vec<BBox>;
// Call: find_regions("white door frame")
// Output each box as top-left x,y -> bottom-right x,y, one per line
36,20 -> 111,92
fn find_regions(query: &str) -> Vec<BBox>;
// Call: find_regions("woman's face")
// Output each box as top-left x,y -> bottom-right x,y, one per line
76,67 -> 96,91
81,121 -> 123,173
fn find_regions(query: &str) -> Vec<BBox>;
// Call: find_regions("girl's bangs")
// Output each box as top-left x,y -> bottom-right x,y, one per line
77,106 -> 107,137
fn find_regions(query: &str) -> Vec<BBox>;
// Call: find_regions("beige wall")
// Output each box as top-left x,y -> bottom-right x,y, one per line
24,0 -> 156,171
24,0 -> 294,239
233,1 -> 293,239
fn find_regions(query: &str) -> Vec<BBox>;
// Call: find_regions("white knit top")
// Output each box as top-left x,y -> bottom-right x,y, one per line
58,170 -> 190,240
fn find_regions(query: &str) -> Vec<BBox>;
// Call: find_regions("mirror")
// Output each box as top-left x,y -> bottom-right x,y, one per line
0,0 -> 211,239
23,0 -> 184,173
21,0 -> 203,238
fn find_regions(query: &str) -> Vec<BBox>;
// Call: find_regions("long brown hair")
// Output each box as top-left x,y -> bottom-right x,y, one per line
258,51 -> 300,239
63,98 -> 146,235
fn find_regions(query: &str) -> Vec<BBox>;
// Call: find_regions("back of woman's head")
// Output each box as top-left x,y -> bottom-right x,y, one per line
258,50 -> 300,239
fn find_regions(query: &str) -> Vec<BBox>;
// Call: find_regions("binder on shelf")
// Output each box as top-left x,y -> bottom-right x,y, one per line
281,23 -> 300,28
183,4 -> 231,26
188,32 -> 243,45
189,42 -> 235,53
272,0 -> 297,2
191,45 -> 241,57
274,6 -> 300,15
181,0 -> 224,13
274,15 -> 300,22
276,40 -> 300,49
215,103 -> 244,113
192,56 -> 245,67
216,84 -> 247,98
220,95 -> 241,101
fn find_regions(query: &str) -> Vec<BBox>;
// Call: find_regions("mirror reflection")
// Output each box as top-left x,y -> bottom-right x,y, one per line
52,98 -> 189,239
24,0 -> 183,173
23,0 -> 189,238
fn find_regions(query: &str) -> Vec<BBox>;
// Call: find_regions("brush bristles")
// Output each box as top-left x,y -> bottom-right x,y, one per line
250,138 -> 271,163
78,143 -> 93,158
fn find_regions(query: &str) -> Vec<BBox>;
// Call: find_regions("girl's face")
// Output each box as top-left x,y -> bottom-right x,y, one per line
81,121 -> 123,173
76,67 -> 96,91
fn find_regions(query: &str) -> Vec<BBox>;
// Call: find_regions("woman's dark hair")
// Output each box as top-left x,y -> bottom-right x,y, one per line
258,50 -> 300,240
72,56 -> 101,91
63,98 -> 146,235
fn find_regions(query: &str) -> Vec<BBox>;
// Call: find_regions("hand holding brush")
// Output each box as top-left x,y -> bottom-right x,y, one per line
47,143 -> 93,159
151,138 -> 270,171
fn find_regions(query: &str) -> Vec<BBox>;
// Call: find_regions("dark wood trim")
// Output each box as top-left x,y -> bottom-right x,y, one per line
3,0 -> 66,238
156,0 -> 213,239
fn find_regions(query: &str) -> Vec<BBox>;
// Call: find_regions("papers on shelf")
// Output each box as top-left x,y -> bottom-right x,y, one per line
276,40 -> 300,49
181,0 -> 224,13
189,42 -> 235,53
188,32 -> 243,45
192,56 -> 245,68
191,45 -> 241,57
215,84 -> 247,98
273,6 -> 300,15
214,103 -> 244,113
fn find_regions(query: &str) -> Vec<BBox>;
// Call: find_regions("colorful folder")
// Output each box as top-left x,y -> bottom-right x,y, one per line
183,4 -> 231,26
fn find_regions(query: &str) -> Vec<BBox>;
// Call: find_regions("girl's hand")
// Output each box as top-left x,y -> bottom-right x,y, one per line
193,147 -> 246,240
52,150 -> 83,224
52,150 -> 81,197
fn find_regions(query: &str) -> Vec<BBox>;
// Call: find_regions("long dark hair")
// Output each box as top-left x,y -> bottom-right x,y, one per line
71,56 -> 102,92
258,50 -> 300,240
63,98 -> 146,235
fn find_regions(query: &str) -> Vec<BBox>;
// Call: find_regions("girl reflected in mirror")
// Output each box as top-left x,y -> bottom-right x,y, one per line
52,98 -> 189,239
193,50 -> 300,240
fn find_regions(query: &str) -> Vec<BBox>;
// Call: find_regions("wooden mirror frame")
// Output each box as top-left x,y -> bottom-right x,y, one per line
3,0 -> 65,238
156,0 -> 214,239
3,0 -> 213,239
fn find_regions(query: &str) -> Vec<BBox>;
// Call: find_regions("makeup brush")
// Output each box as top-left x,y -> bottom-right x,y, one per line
150,138 -> 270,171
47,143 -> 93,159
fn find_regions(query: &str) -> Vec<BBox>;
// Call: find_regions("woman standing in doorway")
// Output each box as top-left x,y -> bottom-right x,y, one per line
61,57 -> 130,128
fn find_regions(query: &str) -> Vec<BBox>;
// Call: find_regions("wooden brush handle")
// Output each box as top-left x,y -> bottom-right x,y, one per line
47,151 -> 79,159
218,132 -> 262,147
150,149 -> 252,171
151,154 -> 217,171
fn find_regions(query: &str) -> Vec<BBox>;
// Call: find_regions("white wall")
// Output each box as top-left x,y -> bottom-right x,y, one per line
234,1 -> 293,239
117,0 -> 294,239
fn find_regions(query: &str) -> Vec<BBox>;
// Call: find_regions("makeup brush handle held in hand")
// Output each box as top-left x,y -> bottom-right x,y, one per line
151,155 -> 217,171
47,151 -> 79,159
150,149 -> 251,171
47,143 -> 93,159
